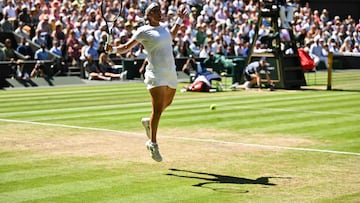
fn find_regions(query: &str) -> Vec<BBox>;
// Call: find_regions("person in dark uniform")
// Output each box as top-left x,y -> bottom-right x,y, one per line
232,57 -> 274,91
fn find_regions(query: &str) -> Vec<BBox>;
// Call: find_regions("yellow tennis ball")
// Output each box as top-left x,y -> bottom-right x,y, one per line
210,104 -> 217,110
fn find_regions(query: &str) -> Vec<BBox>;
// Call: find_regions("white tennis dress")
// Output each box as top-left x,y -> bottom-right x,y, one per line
132,24 -> 178,89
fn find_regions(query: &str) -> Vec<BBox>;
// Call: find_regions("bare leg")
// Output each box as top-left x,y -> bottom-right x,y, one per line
149,86 -> 176,143
89,73 -> 110,80
248,78 -> 257,87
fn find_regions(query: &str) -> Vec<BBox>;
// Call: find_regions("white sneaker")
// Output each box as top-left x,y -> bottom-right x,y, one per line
120,70 -> 127,80
146,140 -> 162,162
230,82 -> 239,89
141,118 -> 150,139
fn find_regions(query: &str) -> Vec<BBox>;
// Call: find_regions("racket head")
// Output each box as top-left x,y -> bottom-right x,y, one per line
100,0 -> 122,44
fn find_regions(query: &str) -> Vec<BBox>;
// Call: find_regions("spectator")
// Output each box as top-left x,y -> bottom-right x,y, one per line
98,53 -> 122,80
32,29 -> 47,47
18,5 -> 32,26
199,44 -> 209,58
30,60 -> 47,78
328,38 -> 340,53
51,21 -> 66,47
339,38 -> 353,53
83,36 -> 99,60
73,22 -> 82,39
16,37 -> 33,59
29,3 -> 41,25
83,54 -> 111,81
309,37 -> 328,68
3,0 -> 16,21
125,48 -> 137,58
134,44 -> 148,59
15,59 -> 30,80
0,1 -> 3,21
2,38 -> 17,61
353,43 -> 360,53
195,23 -> 207,46
182,54 -> 203,76
0,49 -> 5,61
49,40 -> 62,57
1,13 -> 14,32
320,9 -> 329,23
66,29 -> 82,66
14,21 -> 30,40
36,14 -> 52,47
34,43 -> 49,60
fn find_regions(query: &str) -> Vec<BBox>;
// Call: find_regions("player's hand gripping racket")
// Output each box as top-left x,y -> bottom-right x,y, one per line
100,0 -> 122,52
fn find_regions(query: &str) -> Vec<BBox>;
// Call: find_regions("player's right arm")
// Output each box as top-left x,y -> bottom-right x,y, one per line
106,38 -> 139,55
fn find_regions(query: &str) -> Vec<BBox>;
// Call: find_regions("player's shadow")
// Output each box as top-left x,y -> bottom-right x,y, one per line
166,168 -> 286,193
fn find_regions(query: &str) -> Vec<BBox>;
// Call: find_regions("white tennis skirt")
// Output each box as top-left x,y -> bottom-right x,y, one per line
144,68 -> 178,90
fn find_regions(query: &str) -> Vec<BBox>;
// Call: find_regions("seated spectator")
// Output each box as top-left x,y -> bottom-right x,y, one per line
67,30 -> 82,66
353,43 -> 360,53
32,29 -> 47,47
83,54 -> 111,81
18,5 -> 33,26
16,37 -> 34,59
34,43 -> 49,60
182,55 -> 204,76
14,21 -> 31,40
3,0 -> 16,21
49,40 -> 62,57
51,21 -> 66,49
81,36 -> 99,60
0,49 -> 5,61
1,13 -> 14,32
2,38 -> 17,61
135,44 -> 147,59
309,37 -> 328,68
15,59 -> 30,80
36,14 -> 52,48
126,48 -> 137,58
339,38 -> 353,53
30,60 -> 47,78
98,53 -> 122,80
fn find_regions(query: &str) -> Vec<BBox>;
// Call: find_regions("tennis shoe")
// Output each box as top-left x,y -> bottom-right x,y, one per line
146,140 -> 162,162
141,118 -> 150,139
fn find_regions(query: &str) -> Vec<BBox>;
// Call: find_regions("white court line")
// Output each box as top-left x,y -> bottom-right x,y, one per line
1,118 -> 360,156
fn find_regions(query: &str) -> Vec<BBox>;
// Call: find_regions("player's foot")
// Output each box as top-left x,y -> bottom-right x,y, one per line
141,118 -> 150,139
146,140 -> 162,162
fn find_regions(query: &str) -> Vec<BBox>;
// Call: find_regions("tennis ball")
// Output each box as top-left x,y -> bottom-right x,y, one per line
210,104 -> 217,110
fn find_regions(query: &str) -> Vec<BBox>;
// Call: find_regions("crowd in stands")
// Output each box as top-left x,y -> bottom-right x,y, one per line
1,0 -> 360,79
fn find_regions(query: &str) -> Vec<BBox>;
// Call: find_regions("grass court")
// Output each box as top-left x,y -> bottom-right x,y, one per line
0,70 -> 359,202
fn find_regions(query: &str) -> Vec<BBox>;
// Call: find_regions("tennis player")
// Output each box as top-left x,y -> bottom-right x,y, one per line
107,3 -> 188,162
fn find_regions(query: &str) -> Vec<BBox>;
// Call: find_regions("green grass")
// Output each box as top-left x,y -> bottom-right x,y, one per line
0,71 -> 360,202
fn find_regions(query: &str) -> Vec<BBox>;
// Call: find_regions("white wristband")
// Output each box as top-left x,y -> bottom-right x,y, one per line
176,18 -> 183,25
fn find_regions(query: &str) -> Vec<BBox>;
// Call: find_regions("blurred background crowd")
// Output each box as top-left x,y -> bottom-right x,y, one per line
1,0 -> 360,65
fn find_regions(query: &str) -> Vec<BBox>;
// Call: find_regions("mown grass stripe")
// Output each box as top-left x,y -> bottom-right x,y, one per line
0,91 -> 147,106
1,118 -> 359,156
0,84 -> 144,98
0,167 -> 115,191
0,175 -> 136,203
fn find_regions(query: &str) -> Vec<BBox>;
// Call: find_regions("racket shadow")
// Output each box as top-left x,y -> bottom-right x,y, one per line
166,168 -> 290,193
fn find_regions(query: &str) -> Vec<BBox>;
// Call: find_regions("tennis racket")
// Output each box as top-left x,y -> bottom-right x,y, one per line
100,0 -> 122,47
